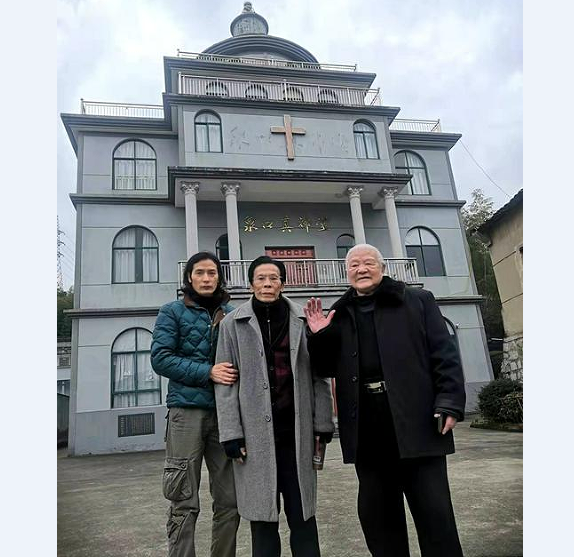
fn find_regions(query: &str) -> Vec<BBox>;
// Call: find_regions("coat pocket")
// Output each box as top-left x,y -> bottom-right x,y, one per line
162,457 -> 192,501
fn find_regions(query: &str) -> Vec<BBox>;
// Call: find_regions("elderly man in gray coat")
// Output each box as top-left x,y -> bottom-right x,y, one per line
215,256 -> 335,557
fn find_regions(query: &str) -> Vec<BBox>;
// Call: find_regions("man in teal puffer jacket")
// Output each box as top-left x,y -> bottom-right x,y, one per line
151,251 -> 240,557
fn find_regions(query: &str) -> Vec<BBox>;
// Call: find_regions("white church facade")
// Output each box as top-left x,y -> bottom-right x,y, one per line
62,2 -> 493,455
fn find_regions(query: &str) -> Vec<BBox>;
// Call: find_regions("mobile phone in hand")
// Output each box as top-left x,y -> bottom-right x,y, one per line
437,413 -> 445,434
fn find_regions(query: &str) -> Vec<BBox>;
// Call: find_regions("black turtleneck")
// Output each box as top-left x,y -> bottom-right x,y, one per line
352,292 -> 384,383
188,289 -> 222,317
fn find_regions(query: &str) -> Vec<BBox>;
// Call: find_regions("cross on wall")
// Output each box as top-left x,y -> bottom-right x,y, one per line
271,114 -> 306,160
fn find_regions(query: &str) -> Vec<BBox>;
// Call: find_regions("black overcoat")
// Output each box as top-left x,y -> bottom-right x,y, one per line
307,276 -> 466,463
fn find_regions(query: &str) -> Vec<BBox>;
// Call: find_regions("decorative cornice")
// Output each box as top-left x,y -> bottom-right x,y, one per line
180,182 -> 200,195
390,130 -> 462,150
395,198 -> 466,208
60,112 -> 174,154
435,295 -> 484,305
169,166 -> 412,185
64,307 -> 162,319
69,193 -> 173,207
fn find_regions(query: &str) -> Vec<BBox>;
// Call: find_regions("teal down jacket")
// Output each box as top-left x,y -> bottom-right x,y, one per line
151,294 -> 234,409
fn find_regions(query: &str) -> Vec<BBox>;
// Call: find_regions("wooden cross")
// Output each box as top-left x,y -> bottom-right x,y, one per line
271,115 -> 306,160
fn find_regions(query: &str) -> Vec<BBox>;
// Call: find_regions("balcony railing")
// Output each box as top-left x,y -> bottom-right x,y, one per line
80,99 -> 164,119
177,258 -> 419,290
390,118 -> 442,132
178,74 -> 381,107
176,50 -> 358,72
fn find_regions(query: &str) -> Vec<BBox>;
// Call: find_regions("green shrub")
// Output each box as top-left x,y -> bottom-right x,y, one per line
478,378 -> 523,423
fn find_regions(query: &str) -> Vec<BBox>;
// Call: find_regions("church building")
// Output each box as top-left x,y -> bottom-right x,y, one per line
62,2 -> 493,455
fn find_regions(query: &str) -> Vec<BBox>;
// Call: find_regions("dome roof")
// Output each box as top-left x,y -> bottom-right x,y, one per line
202,2 -> 319,64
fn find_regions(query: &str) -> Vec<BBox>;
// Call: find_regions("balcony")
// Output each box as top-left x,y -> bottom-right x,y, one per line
177,258 -> 419,291
176,50 -> 357,72
80,99 -> 164,119
389,118 -> 442,132
178,74 -> 381,107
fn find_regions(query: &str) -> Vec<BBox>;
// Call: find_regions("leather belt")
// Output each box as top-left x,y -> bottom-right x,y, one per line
364,380 -> 386,393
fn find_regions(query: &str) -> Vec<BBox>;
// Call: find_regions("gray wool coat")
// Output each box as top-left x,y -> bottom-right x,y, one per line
214,296 -> 335,522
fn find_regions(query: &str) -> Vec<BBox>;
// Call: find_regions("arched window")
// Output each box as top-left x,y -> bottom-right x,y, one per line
112,226 -> 159,283
216,234 -> 229,261
112,140 -> 156,190
283,86 -> 304,102
405,227 -> 445,277
215,233 -> 243,260
336,234 -> 355,258
195,111 -> 222,153
394,150 -> 431,195
245,84 -> 268,100
111,328 -> 160,408
353,121 -> 379,159
317,89 -> 339,104
205,81 -> 229,97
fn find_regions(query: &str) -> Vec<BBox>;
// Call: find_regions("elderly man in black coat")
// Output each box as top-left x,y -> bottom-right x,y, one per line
304,243 -> 466,557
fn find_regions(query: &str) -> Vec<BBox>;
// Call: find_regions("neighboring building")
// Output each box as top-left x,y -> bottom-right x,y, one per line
57,341 -> 71,395
61,2 -> 493,455
478,189 -> 523,380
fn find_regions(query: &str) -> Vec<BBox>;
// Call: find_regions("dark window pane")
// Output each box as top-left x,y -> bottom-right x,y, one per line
406,246 -> 425,277
422,246 -> 445,276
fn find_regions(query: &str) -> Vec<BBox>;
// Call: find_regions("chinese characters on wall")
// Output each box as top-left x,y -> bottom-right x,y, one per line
243,216 -> 328,233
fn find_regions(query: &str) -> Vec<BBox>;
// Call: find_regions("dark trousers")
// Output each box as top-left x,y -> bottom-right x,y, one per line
355,391 -> 464,557
250,434 -> 321,557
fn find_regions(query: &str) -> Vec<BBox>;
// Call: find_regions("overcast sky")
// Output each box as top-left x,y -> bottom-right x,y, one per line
57,0 -> 522,289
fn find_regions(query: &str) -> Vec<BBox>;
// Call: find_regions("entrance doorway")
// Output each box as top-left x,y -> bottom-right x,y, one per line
265,246 -> 316,286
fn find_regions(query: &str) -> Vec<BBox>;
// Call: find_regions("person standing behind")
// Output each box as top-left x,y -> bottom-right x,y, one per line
304,243 -> 466,557
151,252 -> 240,557
214,256 -> 335,557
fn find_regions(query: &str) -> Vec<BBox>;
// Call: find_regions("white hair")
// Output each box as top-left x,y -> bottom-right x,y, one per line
345,243 -> 386,269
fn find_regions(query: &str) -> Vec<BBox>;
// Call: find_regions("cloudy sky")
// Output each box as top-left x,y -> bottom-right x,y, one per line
57,0 -> 522,289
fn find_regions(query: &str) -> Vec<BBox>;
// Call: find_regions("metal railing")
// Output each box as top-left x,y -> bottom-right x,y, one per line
178,74 -> 381,106
176,50 -> 357,72
80,99 -> 164,119
390,118 -> 442,132
177,258 -> 419,290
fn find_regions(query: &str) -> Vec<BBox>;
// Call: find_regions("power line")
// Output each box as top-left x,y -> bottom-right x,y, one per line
459,140 -> 512,199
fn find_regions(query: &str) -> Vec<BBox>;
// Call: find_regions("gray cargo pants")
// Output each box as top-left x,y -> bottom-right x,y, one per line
163,407 -> 240,557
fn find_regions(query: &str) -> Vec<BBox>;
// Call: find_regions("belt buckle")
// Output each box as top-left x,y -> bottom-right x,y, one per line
365,380 -> 385,393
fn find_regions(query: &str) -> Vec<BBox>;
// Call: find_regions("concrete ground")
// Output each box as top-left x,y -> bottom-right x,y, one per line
58,419 -> 522,557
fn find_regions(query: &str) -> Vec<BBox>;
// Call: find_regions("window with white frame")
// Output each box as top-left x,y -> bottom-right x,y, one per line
405,227 -> 446,277
205,81 -> 229,97
112,140 -> 156,190
111,328 -> 160,409
195,111 -> 223,153
112,226 -> 159,283
353,121 -> 379,159
394,151 -> 431,195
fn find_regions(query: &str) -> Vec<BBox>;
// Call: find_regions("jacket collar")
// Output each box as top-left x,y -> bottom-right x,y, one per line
183,291 -> 231,309
233,295 -> 305,320
332,275 -> 406,311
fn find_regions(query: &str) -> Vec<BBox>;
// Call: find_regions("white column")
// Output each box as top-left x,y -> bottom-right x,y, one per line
382,187 -> 404,258
346,187 -> 366,244
180,182 -> 200,257
221,183 -> 241,260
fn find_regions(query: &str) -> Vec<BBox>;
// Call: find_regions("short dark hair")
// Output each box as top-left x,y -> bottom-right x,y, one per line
248,256 -> 286,284
181,251 -> 227,295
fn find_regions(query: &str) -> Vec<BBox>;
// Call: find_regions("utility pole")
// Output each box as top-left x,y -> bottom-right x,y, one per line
57,217 -> 65,291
